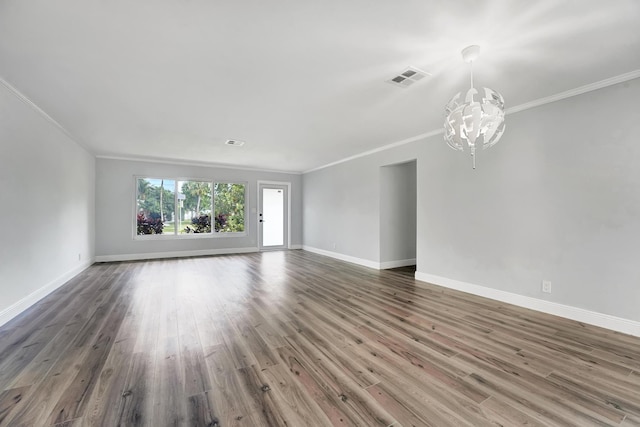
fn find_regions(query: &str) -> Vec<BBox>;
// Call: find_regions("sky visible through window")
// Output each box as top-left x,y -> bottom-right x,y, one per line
146,178 -> 175,192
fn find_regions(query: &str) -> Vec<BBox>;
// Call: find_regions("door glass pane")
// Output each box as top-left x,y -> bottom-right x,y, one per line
263,188 -> 284,246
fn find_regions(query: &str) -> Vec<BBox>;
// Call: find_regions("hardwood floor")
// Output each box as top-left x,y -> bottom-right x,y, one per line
0,250 -> 639,426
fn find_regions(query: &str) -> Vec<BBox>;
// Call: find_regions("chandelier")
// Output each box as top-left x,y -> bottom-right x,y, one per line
444,45 -> 505,169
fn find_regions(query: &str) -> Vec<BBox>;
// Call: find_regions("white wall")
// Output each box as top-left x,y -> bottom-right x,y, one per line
303,78 -> 640,333
380,161 -> 416,267
0,82 -> 95,326
95,158 -> 302,260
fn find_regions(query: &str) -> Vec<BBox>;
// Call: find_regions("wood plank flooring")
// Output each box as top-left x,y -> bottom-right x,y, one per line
0,250 -> 639,426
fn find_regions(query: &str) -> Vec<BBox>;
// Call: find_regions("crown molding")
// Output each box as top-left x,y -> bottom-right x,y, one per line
505,69 -> 640,115
96,154 -> 302,175
305,70 -> 640,174
0,75 -> 93,154
4,67 -> 639,175
304,128 -> 444,174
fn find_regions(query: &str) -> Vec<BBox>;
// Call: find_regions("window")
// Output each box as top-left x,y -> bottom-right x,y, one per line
135,177 -> 245,237
214,183 -> 245,233
178,180 -> 212,234
136,178 -> 175,235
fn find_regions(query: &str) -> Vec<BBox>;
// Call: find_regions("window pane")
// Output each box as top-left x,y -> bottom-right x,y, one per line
214,183 -> 245,233
177,180 -> 213,234
136,178 -> 175,235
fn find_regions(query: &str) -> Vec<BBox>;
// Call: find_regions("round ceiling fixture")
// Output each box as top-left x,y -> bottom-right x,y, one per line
444,45 -> 505,169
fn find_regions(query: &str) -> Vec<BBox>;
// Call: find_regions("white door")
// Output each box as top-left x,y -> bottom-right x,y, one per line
259,184 -> 288,250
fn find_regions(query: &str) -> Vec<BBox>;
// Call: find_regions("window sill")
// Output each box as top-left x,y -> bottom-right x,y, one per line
133,232 -> 247,241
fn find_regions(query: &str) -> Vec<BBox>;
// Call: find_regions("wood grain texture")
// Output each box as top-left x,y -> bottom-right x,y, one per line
0,250 -> 639,426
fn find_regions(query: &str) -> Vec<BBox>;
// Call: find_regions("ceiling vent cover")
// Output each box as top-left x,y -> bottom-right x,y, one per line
225,139 -> 245,147
386,66 -> 430,88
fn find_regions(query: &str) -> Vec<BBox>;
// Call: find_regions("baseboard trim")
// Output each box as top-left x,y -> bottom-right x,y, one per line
95,247 -> 259,263
415,271 -> 640,338
0,259 -> 95,328
380,258 -> 416,270
302,246 -> 380,269
289,244 -> 303,250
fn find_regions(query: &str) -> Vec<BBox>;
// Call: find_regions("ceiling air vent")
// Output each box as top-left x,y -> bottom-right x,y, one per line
386,66 -> 430,88
225,139 -> 245,147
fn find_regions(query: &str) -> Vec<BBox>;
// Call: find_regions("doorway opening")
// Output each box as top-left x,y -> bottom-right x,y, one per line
380,160 -> 417,270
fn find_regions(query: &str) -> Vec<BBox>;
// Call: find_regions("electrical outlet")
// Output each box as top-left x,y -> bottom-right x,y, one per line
78,253 -> 81,261
542,280 -> 552,293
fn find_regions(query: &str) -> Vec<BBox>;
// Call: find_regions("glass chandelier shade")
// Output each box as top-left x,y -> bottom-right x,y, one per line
444,46 -> 505,169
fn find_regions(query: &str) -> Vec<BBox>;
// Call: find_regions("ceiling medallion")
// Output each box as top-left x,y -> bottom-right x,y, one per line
444,45 -> 505,169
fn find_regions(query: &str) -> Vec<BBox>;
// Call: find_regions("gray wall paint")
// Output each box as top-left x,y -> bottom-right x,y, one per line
303,78 -> 640,322
303,143 -> 421,262
95,158 -> 302,257
0,83 -> 95,315
380,161 -> 416,264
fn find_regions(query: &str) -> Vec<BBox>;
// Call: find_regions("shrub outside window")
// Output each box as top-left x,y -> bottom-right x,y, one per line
136,179 -> 175,235
178,180 -> 212,234
214,183 -> 245,233
136,177 -> 245,237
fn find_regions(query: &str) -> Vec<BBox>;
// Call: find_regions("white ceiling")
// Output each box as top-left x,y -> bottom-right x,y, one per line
1,1 -> 639,173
